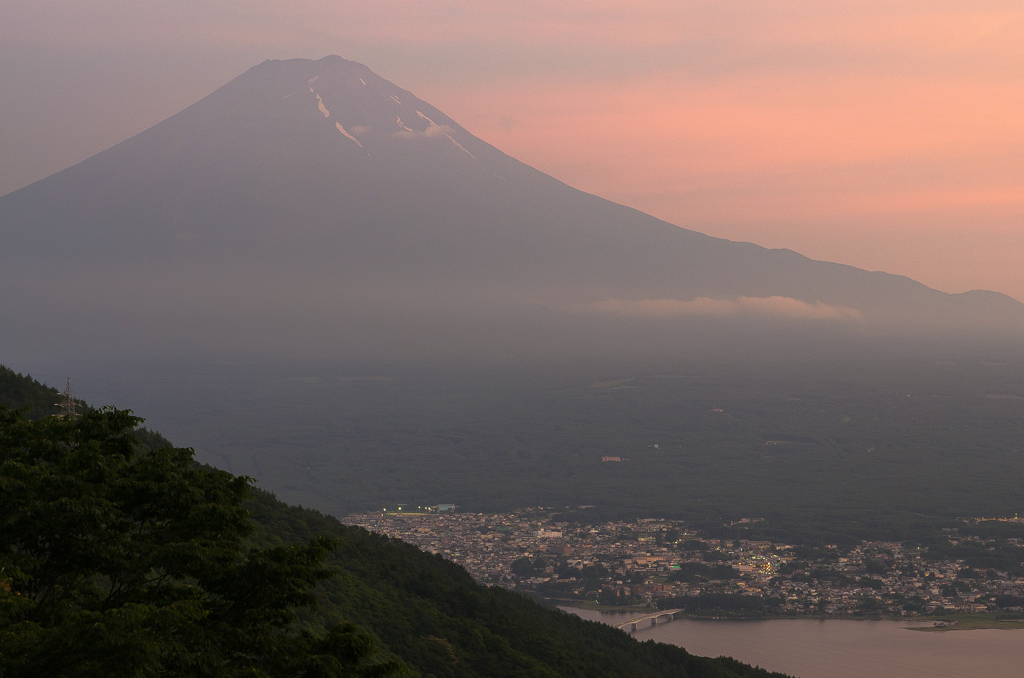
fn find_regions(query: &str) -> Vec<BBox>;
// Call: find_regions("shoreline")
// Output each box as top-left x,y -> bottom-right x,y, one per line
905,619 -> 1024,632
556,603 -> 1024,632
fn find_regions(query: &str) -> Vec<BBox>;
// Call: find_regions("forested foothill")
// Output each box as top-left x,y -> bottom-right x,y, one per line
0,365 -> 787,677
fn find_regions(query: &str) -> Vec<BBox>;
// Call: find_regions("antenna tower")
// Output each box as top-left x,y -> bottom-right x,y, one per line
56,377 -> 80,418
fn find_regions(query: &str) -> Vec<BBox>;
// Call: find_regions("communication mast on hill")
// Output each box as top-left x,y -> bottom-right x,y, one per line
56,377 -> 79,418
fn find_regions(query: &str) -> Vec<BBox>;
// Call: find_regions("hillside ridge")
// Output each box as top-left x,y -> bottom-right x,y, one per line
0,364 -> 789,678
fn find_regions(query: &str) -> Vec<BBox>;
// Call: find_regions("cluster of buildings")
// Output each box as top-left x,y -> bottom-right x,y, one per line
342,508 -> 1024,617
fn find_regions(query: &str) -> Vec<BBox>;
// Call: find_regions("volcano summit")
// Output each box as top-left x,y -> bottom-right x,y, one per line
1,56 -> 1019,360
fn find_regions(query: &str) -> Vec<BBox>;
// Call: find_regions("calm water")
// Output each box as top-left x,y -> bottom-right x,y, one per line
562,608 -> 1024,678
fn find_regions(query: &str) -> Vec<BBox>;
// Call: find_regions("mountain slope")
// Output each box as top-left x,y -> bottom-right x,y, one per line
0,366 -> 62,419
0,365 -> 788,678
0,56 -> 1019,361
250,488 -> 790,678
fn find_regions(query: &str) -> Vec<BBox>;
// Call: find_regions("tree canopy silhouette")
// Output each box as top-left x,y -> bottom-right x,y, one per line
0,406 -> 406,678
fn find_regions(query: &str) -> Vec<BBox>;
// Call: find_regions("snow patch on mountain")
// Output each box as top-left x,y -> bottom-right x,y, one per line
391,95 -> 404,106
412,111 -> 475,158
335,122 -> 363,147
314,92 -> 330,118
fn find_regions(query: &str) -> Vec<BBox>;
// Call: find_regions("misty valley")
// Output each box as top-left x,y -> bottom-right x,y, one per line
70,354 -> 1024,545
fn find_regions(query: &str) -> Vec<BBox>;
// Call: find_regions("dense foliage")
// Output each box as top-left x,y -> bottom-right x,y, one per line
0,364 -> 789,678
668,563 -> 740,584
246,489 -> 787,678
0,366 -> 62,419
0,406 -> 406,678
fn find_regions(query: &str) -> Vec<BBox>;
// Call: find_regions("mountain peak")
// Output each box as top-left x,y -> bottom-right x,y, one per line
225,56 -> 486,168
0,56 -> 1020,362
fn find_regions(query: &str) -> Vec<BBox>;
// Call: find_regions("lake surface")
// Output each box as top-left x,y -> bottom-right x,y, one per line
562,608 -> 1024,678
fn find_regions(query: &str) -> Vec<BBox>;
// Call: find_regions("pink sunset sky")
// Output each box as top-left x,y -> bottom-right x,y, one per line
2,1 -> 1023,300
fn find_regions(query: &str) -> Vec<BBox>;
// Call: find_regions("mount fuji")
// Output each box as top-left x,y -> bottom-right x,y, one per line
1,55 -> 1020,360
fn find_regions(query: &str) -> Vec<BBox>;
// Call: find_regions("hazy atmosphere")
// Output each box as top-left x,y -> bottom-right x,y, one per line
3,0 -> 1024,300
4,3 -> 1024,677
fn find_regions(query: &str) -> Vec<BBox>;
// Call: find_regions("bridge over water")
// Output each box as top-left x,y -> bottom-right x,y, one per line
613,609 -> 682,633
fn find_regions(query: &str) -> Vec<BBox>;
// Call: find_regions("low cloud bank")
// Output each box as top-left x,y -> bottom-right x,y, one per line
584,296 -> 863,321
395,122 -> 451,139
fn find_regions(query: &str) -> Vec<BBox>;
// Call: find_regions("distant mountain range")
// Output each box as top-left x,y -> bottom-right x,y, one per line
1,55 -> 1020,360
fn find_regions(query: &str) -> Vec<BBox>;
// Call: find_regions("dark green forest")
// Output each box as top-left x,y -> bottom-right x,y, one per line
0,365 -> 787,678
0,368 -> 64,419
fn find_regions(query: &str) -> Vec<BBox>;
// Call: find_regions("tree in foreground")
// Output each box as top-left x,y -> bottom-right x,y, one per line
0,406 -> 407,678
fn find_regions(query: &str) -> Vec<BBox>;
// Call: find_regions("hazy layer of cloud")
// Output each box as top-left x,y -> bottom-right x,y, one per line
395,122 -> 453,139
585,297 -> 864,321
2,1 -> 1023,299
